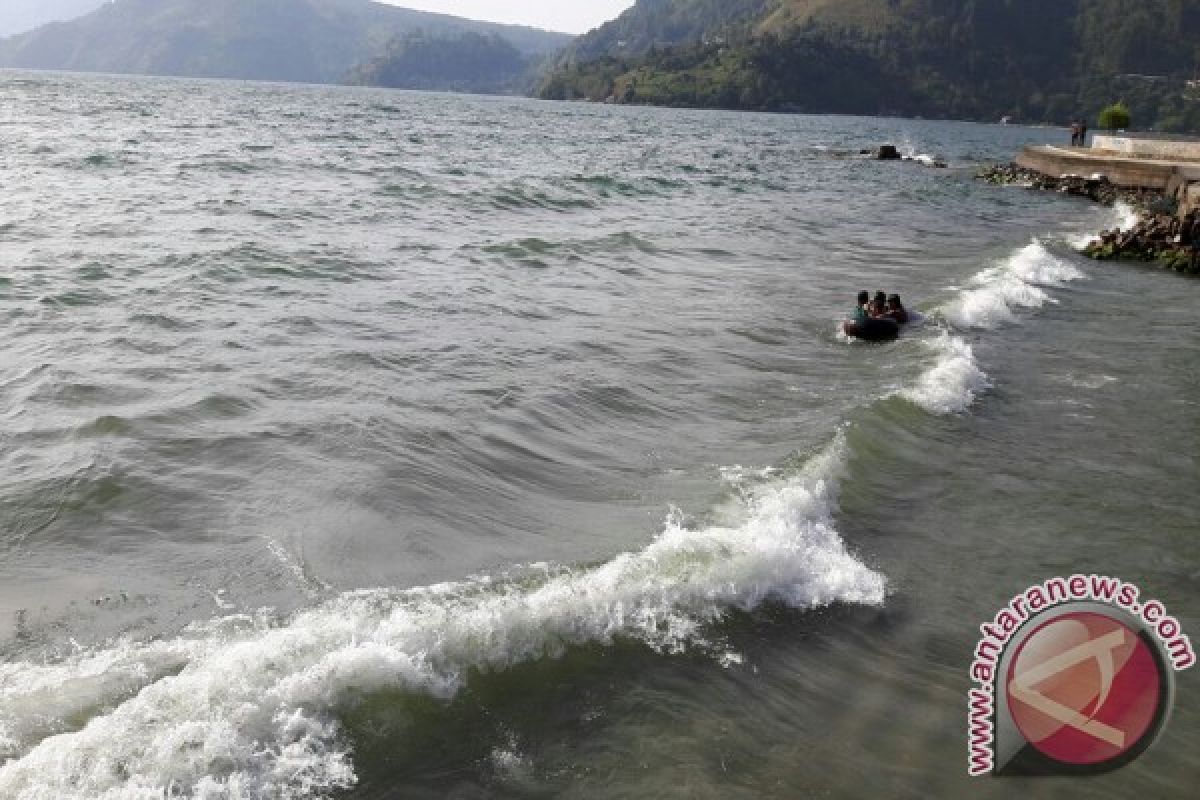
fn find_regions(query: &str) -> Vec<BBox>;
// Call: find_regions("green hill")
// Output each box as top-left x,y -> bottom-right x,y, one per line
0,0 -> 571,85
346,31 -> 533,94
564,0 -> 770,61
540,0 -> 1200,131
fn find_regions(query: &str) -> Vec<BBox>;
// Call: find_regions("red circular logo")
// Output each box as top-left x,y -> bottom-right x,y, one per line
1006,611 -> 1163,766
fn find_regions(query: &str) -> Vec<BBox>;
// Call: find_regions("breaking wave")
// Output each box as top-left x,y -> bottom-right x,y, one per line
902,233 -> 1090,415
0,438 -> 884,799
901,333 -> 991,415
941,240 -> 1083,331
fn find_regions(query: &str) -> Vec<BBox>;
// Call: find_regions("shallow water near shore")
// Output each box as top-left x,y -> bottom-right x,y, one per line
0,72 -> 1197,798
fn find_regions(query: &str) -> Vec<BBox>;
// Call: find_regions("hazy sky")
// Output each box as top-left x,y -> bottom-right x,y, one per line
380,1 -> 637,34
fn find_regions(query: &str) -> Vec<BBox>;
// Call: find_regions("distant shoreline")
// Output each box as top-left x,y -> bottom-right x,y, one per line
2,66 -> 1077,132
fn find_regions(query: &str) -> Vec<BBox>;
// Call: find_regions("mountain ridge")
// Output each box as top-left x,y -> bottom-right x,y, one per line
0,0 -> 570,85
541,0 -> 1200,131
0,0 -> 108,38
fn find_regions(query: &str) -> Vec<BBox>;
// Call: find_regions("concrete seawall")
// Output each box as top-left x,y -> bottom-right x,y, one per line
997,138 -> 1199,274
1016,146 -> 1178,188
1090,134 -> 1200,161
1016,144 -> 1200,216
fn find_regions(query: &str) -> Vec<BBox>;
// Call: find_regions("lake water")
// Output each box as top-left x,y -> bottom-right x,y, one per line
0,72 -> 1196,799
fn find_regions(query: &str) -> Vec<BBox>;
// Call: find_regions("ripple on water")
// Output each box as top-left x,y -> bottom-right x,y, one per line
76,415 -> 134,438
22,378 -> 150,411
485,183 -> 597,213
477,232 -> 663,271
128,312 -> 191,331
74,263 -> 111,281
38,289 -> 111,308
81,153 -> 115,168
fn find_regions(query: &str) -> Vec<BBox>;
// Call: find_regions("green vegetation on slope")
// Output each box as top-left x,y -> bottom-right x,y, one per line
541,0 -> 1200,131
543,32 -> 901,114
346,31 -> 532,94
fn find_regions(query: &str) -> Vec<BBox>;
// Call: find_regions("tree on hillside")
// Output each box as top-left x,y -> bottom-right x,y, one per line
1099,102 -> 1132,130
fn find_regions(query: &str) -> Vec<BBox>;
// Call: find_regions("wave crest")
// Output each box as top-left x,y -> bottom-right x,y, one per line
941,241 -> 1083,331
0,439 -> 883,799
900,334 -> 991,415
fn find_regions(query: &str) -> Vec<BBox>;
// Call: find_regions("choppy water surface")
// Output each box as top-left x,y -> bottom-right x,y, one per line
0,73 -> 1196,799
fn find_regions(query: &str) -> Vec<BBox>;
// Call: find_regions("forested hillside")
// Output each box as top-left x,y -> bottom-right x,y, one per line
346,31 -> 532,94
565,0 -> 771,61
540,0 -> 1200,131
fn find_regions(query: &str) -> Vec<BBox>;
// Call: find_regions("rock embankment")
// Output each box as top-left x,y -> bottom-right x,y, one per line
977,163 -> 1199,276
1083,211 -> 1200,275
976,163 -> 1159,206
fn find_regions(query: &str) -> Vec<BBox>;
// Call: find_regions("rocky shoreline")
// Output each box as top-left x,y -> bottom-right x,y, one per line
977,164 -> 1199,276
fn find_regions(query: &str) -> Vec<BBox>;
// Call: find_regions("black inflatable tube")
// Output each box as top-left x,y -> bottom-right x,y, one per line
843,317 -> 900,341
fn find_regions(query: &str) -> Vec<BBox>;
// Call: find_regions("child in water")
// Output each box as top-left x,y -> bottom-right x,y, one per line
852,290 -> 870,321
869,291 -> 888,317
851,290 -> 910,327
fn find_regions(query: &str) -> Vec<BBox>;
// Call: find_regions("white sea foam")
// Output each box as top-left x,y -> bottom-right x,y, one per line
1061,373 -> 1118,390
896,137 -> 919,159
893,137 -> 941,166
1067,200 -> 1142,248
0,438 -> 884,799
490,745 -> 530,777
941,240 -> 1083,331
1115,200 -> 1141,232
900,334 -> 991,415
903,238 -> 1085,415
